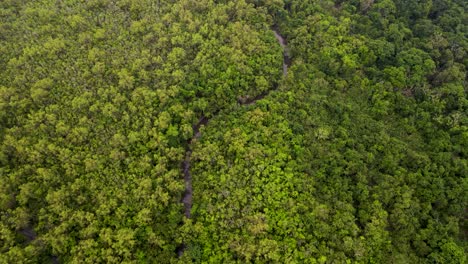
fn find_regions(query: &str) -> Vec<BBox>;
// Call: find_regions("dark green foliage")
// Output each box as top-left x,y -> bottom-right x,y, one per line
0,0 -> 466,263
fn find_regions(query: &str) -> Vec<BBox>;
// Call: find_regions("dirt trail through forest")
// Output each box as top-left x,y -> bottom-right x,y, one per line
178,28 -> 289,256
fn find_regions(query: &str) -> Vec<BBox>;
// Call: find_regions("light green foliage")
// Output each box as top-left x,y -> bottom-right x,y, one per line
0,0 -> 280,262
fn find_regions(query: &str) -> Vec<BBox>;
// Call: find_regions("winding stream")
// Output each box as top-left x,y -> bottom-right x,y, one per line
273,29 -> 289,76
178,28 -> 289,256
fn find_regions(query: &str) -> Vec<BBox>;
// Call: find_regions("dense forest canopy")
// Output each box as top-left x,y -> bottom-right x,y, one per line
0,0 -> 466,263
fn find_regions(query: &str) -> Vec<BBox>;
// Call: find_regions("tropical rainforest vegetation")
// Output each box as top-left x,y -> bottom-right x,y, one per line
0,0 -> 466,263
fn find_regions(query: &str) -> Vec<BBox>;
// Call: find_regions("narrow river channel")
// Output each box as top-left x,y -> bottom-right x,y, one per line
178,28 -> 289,256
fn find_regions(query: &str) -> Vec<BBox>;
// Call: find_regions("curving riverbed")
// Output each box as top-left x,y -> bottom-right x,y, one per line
273,29 -> 289,76
181,115 -> 208,219
178,28 -> 289,256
